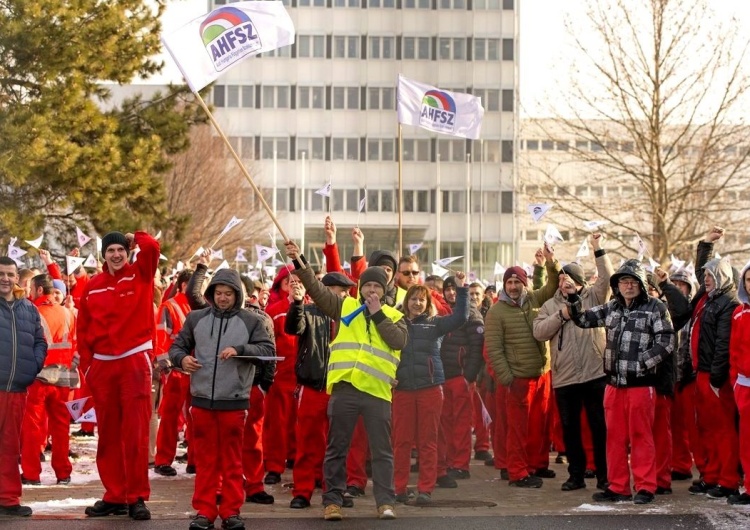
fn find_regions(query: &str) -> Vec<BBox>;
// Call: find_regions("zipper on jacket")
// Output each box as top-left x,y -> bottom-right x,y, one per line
209,312 -> 224,407
6,301 -> 17,392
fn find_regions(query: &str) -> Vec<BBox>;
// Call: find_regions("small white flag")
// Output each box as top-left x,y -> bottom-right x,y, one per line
431,262 -> 450,278
670,254 -> 685,272
527,203 -> 552,223
65,397 -> 89,421
214,260 -> 230,272
66,256 -> 86,275
647,257 -> 660,272
343,260 -> 351,270
522,262 -> 534,276
76,407 -> 97,424
95,236 -> 102,253
193,246 -> 205,258
397,74 -> 484,140
83,254 -> 98,268
161,1 -> 297,93
271,257 -> 285,267
544,224 -> 565,245
263,266 -> 276,277
76,227 -> 92,247
715,252 -> 721,260
7,238 -> 27,264
684,261 -> 696,277
218,216 -> 244,239
315,182 -> 332,197
635,234 -> 647,259
25,235 -> 43,249
176,261 -> 185,272
583,220 -> 608,231
159,254 -> 169,261
358,195 -> 366,213
493,262 -> 506,276
210,248 -> 224,261
154,230 -> 162,240
255,244 -> 279,262
435,255 -> 462,267
576,239 -> 590,258
236,247 -> 247,262
408,243 -> 423,255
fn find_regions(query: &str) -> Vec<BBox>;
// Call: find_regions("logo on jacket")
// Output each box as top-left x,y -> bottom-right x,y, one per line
420,90 -> 457,133
200,7 -> 261,72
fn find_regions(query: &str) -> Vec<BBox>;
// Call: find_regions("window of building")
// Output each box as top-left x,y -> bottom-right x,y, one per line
575,140 -> 589,150
262,45 -> 291,58
439,0 -> 466,9
502,38 -> 514,61
474,0 -> 500,9
368,0 -> 396,6
345,189 -> 360,211
332,138 -> 360,160
442,190 -> 467,213
403,0 -> 431,7
367,87 -> 395,110
473,89 -> 500,111
402,139 -> 430,162
275,189 -> 289,211
439,38 -> 466,60
240,137 -> 253,159
501,191 -> 513,213
503,0 -> 514,8
403,37 -> 431,60
472,139 -> 500,162
334,36 -> 360,58
332,87 -> 360,110
474,38 -> 501,61
213,85 -> 226,107
381,190 -> 394,211
501,140 -> 513,162
437,139 -> 466,162
501,89 -> 513,112
261,85 -> 290,109
298,86 -> 325,109
368,36 -> 396,59
297,137 -> 325,160
297,35 -> 326,58
556,140 -> 569,151
621,141 -> 634,153
334,0 -> 361,6
367,139 -> 395,161
542,140 -> 555,151
261,137 -> 289,160
526,139 -> 539,150
298,0 -> 326,5
416,190 -> 429,212
225,85 -> 239,107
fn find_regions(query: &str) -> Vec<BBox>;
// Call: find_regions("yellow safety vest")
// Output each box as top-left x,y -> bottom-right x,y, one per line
396,286 -> 407,306
327,297 -> 403,402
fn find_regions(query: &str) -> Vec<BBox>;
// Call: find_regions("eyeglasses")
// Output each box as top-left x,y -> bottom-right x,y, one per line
399,271 -> 420,276
618,279 -> 639,287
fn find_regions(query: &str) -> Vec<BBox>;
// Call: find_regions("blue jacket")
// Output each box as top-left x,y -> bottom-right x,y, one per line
396,287 -> 470,391
1,295 -> 47,392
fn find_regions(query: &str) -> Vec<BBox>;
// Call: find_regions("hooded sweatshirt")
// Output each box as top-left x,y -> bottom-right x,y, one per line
169,269 -> 276,411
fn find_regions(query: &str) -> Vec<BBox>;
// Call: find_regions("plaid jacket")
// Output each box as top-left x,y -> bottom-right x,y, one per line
569,295 -> 675,387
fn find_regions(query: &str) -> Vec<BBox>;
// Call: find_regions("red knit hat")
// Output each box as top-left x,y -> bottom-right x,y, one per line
503,266 -> 528,287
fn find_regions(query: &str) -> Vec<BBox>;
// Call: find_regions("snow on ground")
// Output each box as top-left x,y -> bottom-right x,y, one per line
573,503 -> 619,512
26,498 -> 100,512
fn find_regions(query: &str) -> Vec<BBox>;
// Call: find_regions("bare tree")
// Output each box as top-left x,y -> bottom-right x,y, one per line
158,125 -> 269,266
524,0 -> 750,263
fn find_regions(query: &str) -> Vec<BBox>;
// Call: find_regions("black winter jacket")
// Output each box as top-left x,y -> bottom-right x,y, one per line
396,287 -> 470,391
1,296 -> 47,392
285,300 -> 336,391
440,293 -> 485,382
655,281 -> 691,396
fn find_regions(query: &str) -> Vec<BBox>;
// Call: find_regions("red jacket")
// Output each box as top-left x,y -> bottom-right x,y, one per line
323,242 -> 365,298
730,303 -> 750,380
155,291 -> 191,362
265,296 -> 298,381
34,295 -> 76,367
78,232 -> 159,367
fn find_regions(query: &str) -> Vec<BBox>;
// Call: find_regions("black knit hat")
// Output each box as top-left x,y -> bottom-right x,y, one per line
562,263 -> 587,287
101,231 -> 129,253
359,267 -> 388,292
442,276 -> 457,292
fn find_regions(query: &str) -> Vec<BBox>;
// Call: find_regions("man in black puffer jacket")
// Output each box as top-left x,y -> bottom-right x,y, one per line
436,275 -> 485,487
0,256 -> 47,517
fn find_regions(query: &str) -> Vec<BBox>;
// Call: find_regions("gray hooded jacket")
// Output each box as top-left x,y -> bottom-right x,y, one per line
169,269 -> 276,410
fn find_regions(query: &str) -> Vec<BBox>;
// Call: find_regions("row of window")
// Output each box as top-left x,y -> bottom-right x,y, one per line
227,136 -> 514,163
522,139 -> 636,153
258,187 -> 514,214
259,35 -> 514,61
213,85 -> 514,112
214,0 -> 514,10
524,184 -> 636,198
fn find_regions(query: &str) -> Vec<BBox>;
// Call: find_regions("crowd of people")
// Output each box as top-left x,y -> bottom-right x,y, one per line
1,219 -> 749,528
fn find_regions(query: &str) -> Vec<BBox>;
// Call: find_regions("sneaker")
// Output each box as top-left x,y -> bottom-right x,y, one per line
484,458 -> 495,467
85,500 -> 128,517
415,492 -> 432,505
190,515 -> 215,530
474,450 -> 492,461
221,515 -> 245,530
246,491 -> 274,505
342,497 -> 354,508
707,485 -> 740,499
688,481 -> 716,495
500,468 -> 509,481
561,479 -> 586,491
534,468 -> 556,479
655,486 -> 672,495
728,492 -> 750,505
290,496 -> 310,509
555,453 -> 568,464
343,485 -> 365,497
436,475 -> 457,488
185,464 -> 196,474
377,504 -> 396,520
0,504 -> 32,517
71,429 -> 95,437
447,468 -> 470,480
264,471 -> 281,485
592,488 -> 632,502
509,475 -> 543,488
154,465 -> 177,477
56,477 -> 71,485
323,504 -> 343,521
671,471 -> 693,481
21,476 -> 41,486
633,490 -> 655,505
128,498 -> 151,520
394,491 -> 413,504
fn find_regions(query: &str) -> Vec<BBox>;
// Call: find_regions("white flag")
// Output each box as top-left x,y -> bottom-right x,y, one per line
544,224 -> 565,245
95,236 -> 102,253
358,195 -> 366,213
210,249 -> 224,261
65,397 -> 89,421
83,254 -> 98,268
583,220 -> 608,231
431,262 -> 450,278
522,262 -> 534,276
635,233 -> 647,259
76,407 -> 97,424
493,262 -> 506,276
397,75 -> 484,140
176,261 -> 185,272
576,239 -> 590,258
76,227 -> 92,247
25,235 -> 43,249
527,203 -> 551,223
343,260 -> 351,270
159,254 -> 169,261
236,247 -> 247,262
315,182 -> 332,197
154,230 -> 162,240
161,1 -> 296,93
255,244 -> 278,262
715,252 -> 722,260
263,266 -> 276,277
193,246 -> 205,258
669,254 -> 685,272
435,255 -> 462,267
218,216 -> 244,239
214,260 -> 231,272
7,238 -> 27,264
271,257 -> 285,267
408,243 -> 423,255
66,256 -> 86,275
647,257 -> 660,272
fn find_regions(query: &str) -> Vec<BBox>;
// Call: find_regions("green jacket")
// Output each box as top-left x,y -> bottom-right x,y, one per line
485,259 -> 561,386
